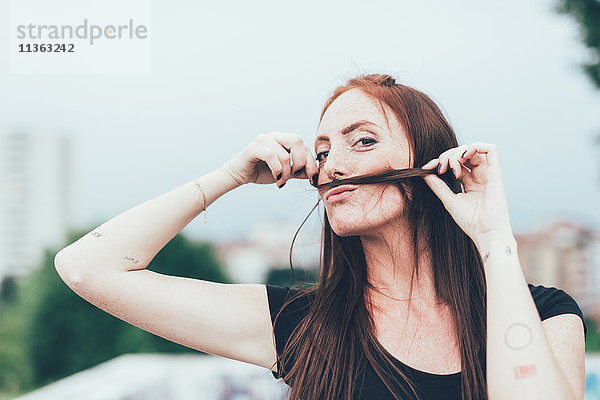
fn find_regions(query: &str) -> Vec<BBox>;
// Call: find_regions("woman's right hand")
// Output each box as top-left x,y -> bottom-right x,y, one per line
221,132 -> 320,188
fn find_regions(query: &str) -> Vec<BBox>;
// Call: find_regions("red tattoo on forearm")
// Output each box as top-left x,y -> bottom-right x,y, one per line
513,364 -> 537,379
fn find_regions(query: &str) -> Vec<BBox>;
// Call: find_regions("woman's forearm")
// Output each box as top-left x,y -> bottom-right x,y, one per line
476,232 -> 575,400
55,164 -> 240,278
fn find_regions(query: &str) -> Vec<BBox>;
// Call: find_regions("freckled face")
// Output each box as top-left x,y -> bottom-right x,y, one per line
314,88 -> 412,237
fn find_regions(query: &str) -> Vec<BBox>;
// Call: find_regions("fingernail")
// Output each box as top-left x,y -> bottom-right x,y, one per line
312,174 -> 318,185
293,167 -> 304,176
278,182 -> 286,189
436,163 -> 441,174
461,149 -> 467,158
277,173 -> 282,180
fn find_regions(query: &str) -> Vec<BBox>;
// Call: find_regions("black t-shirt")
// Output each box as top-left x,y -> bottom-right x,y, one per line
265,283 -> 587,400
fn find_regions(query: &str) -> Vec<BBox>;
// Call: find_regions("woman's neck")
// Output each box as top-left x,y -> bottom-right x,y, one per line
360,225 -> 441,307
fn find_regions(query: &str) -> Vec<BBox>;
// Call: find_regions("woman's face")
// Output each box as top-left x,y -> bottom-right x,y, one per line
314,88 -> 412,237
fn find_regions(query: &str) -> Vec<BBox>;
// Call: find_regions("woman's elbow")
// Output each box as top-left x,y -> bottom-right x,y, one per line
54,249 -> 85,288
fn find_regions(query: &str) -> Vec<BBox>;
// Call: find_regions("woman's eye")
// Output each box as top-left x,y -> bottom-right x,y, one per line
358,137 -> 376,146
314,137 -> 376,164
315,152 -> 328,163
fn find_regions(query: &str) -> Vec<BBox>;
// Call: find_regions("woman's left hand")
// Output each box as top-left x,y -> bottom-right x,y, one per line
420,142 -> 514,244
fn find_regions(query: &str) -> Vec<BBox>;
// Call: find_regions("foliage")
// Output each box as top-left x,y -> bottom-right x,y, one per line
585,317 -> 600,352
556,0 -> 600,89
0,285 -> 34,399
0,228 -> 231,397
266,266 -> 317,288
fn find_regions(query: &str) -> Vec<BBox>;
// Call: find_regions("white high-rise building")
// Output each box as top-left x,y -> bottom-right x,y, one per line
0,131 -> 71,283
516,219 -> 599,313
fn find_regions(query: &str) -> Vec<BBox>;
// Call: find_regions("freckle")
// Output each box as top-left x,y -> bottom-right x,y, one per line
70,272 -> 82,285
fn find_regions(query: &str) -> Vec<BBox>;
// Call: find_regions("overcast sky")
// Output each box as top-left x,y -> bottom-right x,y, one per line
2,0 -> 599,245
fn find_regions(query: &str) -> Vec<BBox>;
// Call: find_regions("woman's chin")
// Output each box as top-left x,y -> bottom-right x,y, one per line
329,219 -> 369,238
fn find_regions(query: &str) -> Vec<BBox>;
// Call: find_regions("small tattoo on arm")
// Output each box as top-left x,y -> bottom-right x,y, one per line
513,364 -> 537,379
504,322 -> 533,350
481,246 -> 513,263
483,252 -> 489,263
123,256 -> 140,264
91,231 -> 103,238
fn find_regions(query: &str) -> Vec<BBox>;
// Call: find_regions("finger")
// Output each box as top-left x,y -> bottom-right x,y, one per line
467,142 -> 500,169
302,145 -> 320,183
457,167 -> 476,189
420,158 -> 439,170
256,134 -> 292,185
288,144 -> 314,179
449,158 -> 471,180
421,173 -> 456,210
460,155 -> 486,170
249,142 -> 284,181
290,140 -> 308,176
266,132 -> 309,184
457,145 -> 486,169
449,146 -> 480,178
438,145 -> 469,175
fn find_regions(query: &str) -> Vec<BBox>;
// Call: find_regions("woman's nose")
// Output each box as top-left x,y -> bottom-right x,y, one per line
321,149 -> 348,182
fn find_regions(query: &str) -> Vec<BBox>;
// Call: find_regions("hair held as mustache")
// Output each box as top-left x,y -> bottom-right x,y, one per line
309,167 -> 443,192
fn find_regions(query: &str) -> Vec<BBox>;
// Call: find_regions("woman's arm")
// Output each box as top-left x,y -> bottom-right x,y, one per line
52,132 -> 318,372
477,232 -> 585,400
54,164 -> 239,278
421,142 -> 585,398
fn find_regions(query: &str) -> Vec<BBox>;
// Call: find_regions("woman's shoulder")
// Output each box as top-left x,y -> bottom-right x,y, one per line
527,283 -> 587,339
265,284 -> 316,319
264,284 -> 317,381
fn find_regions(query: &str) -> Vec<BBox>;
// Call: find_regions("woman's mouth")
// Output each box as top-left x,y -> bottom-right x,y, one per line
326,185 -> 358,202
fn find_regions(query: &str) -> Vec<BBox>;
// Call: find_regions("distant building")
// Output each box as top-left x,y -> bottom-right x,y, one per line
13,353 -> 288,400
217,218 -> 600,317
0,131 -> 71,284
515,219 -> 600,316
11,351 -> 600,399
214,220 -> 320,283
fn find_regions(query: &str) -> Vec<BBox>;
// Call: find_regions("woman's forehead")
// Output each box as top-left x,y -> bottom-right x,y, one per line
316,90 -> 388,140
314,89 -> 408,149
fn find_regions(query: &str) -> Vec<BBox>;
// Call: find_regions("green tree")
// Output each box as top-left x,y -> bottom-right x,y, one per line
0,277 -> 18,304
556,0 -> 600,89
584,317 -> 600,352
0,277 -> 34,399
266,266 -> 317,287
556,2 -> 600,345
0,228 -> 231,397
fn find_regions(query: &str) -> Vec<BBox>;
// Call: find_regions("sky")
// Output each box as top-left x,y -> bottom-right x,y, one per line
1,0 -> 599,244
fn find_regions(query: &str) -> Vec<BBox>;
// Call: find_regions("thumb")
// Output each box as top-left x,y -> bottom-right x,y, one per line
422,174 -> 455,209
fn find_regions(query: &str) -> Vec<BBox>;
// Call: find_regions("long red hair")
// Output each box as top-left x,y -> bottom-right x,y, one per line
271,73 -> 487,399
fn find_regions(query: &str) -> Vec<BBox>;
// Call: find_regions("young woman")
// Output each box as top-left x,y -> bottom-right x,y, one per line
54,74 -> 587,400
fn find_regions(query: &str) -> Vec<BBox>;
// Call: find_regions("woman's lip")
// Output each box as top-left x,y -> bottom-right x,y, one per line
326,185 -> 359,200
327,188 -> 357,202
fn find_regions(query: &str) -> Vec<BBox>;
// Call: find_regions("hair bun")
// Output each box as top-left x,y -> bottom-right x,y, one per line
382,75 -> 396,86
352,73 -> 398,87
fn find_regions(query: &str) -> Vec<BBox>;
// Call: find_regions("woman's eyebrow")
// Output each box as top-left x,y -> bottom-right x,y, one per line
315,120 -> 381,143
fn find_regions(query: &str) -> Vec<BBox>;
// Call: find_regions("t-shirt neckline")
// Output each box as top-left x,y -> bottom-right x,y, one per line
372,338 -> 462,381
